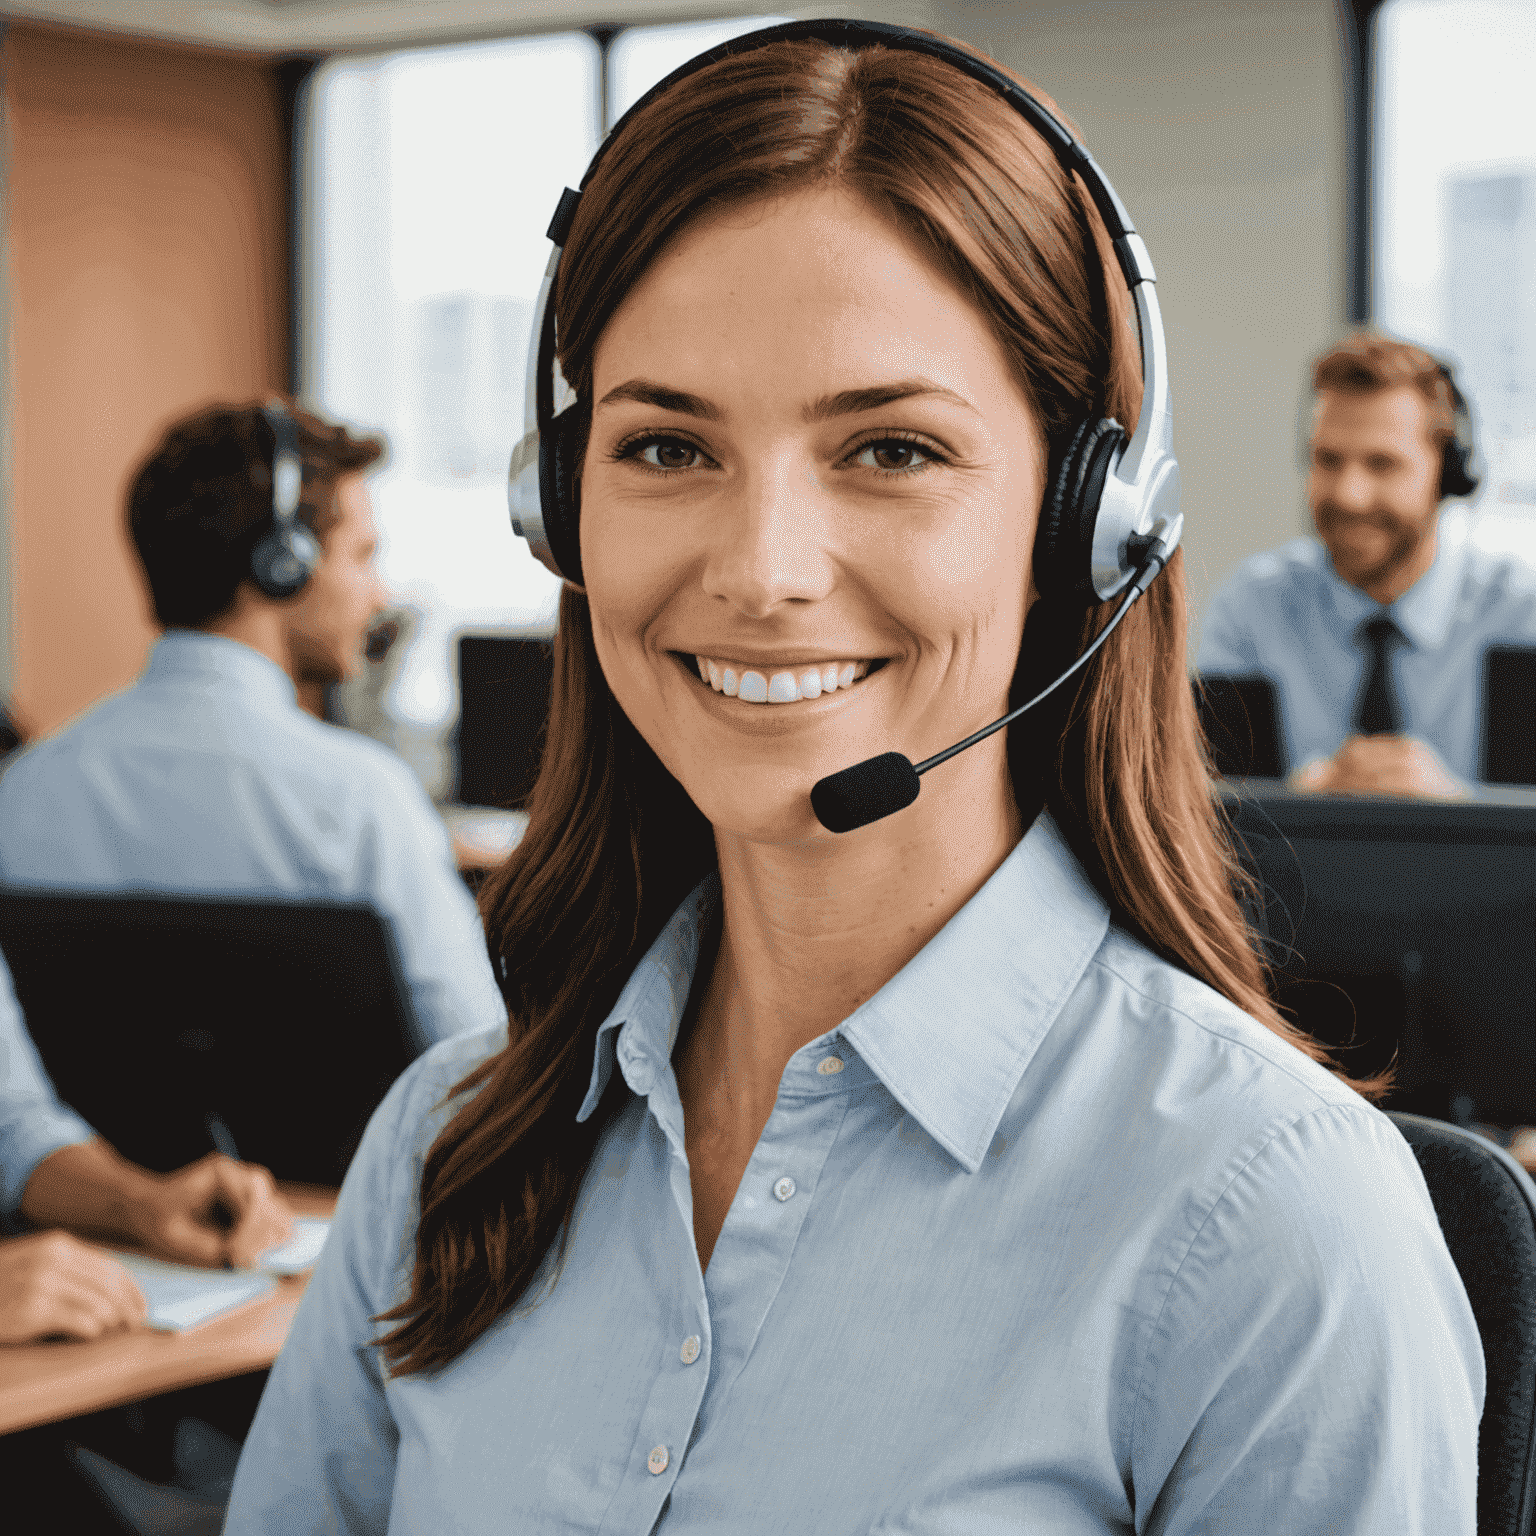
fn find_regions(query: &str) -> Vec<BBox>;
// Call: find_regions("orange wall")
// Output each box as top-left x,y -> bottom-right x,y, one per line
5,23 -> 287,734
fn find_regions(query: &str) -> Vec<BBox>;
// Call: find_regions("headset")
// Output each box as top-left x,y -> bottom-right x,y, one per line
249,399 -> 321,600
507,18 -> 1184,832
1436,362 -> 1480,500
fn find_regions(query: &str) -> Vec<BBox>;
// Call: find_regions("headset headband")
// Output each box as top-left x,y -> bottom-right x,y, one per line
510,18 -> 1181,600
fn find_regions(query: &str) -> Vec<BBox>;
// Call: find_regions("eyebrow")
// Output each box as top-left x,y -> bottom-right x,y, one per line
594,376 -> 975,423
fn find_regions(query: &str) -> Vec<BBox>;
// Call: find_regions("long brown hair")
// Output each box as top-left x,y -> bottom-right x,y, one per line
378,33 -> 1383,1377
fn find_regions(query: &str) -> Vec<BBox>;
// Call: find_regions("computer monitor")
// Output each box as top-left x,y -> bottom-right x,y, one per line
1196,676 -> 1284,780
1485,646 -> 1536,786
0,892 -> 422,1185
455,633 -> 555,809
1226,789 -> 1536,1123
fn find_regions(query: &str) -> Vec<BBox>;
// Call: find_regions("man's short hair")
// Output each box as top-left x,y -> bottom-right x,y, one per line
128,400 -> 386,630
1311,331 -> 1458,448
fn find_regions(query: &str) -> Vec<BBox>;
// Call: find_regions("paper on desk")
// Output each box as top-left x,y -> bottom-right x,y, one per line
255,1217 -> 330,1275
108,1253 -> 277,1333
105,1219 -> 331,1333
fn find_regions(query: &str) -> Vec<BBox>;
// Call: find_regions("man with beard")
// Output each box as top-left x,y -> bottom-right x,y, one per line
1199,332 -> 1536,796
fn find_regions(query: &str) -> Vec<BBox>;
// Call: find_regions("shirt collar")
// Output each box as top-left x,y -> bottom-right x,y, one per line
1314,514 -> 1470,653
577,811 -> 1110,1174
144,630 -> 298,712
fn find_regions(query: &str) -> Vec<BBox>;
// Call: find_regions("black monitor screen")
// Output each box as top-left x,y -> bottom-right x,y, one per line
456,634 -> 555,809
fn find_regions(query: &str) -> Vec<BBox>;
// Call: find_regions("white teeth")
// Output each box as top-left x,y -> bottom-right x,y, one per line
694,655 -> 876,705
767,671 -> 798,704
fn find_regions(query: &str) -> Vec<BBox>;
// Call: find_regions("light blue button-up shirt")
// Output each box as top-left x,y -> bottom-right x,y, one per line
1197,519 -> 1536,779
0,952 -> 92,1223
226,810 -> 1481,1534
0,632 -> 503,1049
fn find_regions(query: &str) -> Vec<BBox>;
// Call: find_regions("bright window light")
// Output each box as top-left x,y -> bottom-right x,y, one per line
1375,0 -> 1536,552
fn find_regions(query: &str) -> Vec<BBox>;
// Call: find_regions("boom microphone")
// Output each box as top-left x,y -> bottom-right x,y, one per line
809,535 -> 1175,834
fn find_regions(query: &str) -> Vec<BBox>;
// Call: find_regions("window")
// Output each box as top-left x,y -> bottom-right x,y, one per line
1373,0 -> 1536,552
302,18 -> 785,795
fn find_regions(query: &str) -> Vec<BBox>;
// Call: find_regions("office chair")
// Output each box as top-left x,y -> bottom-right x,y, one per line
1388,1112 -> 1536,1536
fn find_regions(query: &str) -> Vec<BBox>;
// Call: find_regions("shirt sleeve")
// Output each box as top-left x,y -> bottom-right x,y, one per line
1195,570 -> 1264,677
0,951 -> 93,1225
223,1053 -> 424,1535
357,759 -> 507,1049
1133,1103 -> 1483,1535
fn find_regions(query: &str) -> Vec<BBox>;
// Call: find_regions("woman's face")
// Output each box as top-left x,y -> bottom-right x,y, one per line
581,187 -> 1047,843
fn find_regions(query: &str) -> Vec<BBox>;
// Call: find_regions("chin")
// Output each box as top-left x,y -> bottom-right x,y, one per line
674,763 -> 833,847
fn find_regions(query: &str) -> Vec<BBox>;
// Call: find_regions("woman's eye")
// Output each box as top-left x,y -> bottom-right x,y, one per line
633,438 -> 702,471
852,438 -> 937,473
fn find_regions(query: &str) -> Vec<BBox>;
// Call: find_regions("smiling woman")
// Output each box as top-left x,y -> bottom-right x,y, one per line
225,22 -> 1483,1536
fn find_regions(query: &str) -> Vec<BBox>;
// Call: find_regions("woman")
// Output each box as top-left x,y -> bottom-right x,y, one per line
227,24 -> 1480,1533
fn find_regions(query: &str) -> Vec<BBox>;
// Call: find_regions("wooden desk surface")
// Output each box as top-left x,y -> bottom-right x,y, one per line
0,1184 -> 336,1437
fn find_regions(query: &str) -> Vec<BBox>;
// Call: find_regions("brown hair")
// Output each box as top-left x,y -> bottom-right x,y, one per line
127,398 -> 384,628
1313,331 -> 1458,447
377,34 -> 1384,1378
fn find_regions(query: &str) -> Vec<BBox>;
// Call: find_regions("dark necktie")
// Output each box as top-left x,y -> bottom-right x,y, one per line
1354,615 -> 1405,735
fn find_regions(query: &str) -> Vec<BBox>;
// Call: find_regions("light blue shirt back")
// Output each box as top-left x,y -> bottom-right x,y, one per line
0,632 -> 504,1049
1197,518 -> 1536,779
226,812 -> 1482,1535
0,951 -> 92,1222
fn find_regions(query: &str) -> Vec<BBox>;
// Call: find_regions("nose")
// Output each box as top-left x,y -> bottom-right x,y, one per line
701,458 -> 837,619
1331,459 -> 1376,513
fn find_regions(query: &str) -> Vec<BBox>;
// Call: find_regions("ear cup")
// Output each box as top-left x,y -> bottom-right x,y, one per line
1440,438 -> 1479,500
538,405 -> 588,586
1033,417 -> 1126,600
249,523 -> 320,601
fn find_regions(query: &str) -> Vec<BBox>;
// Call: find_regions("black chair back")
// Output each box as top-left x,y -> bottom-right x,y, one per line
0,891 -> 422,1185
1389,1112 -> 1536,1536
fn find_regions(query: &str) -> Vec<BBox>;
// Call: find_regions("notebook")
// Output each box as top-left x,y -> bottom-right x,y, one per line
109,1218 -> 332,1332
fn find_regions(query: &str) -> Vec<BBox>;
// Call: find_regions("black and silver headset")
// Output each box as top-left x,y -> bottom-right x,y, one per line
508,17 -> 1182,608
250,399 -> 321,600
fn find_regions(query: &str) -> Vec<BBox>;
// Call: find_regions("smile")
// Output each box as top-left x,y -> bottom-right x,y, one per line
691,655 -> 876,704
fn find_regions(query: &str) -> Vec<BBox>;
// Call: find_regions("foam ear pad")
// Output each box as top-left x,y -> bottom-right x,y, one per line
1033,417 -> 1126,600
538,405 -> 589,585
1441,439 -> 1479,500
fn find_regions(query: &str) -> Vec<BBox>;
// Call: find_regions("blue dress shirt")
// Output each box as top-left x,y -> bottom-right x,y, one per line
226,811 -> 1481,1534
0,952 -> 92,1224
0,632 -> 503,1049
1197,519 -> 1536,779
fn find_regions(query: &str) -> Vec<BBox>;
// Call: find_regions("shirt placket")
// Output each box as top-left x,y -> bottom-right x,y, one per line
596,1038 -> 856,1535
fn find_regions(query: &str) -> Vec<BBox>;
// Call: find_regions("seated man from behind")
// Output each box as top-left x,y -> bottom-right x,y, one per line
1199,332 -> 1536,796
0,400 -> 503,1048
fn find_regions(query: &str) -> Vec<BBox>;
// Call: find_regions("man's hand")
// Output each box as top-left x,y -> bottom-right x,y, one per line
0,1230 -> 146,1344
21,1140 -> 295,1270
126,1153 -> 295,1269
1290,734 -> 1469,800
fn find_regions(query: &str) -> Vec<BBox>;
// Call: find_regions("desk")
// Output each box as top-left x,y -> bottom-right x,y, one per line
0,1185 -> 335,1437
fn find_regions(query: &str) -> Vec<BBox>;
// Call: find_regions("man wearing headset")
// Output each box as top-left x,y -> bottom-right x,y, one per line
1198,332 -> 1536,796
0,401 -> 504,1050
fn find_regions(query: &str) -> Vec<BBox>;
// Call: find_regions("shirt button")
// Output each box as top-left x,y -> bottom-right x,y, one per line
816,1055 -> 845,1075
647,1444 -> 669,1475
773,1176 -> 796,1202
680,1334 -> 701,1365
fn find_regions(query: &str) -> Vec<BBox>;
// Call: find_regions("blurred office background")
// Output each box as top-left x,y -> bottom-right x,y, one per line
0,0 -> 1530,792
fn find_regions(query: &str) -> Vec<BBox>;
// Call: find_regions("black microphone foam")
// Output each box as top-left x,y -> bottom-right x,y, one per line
810,751 -> 921,834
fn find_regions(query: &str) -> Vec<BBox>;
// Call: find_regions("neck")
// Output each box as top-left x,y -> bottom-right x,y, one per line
201,588 -> 297,682
678,741 -> 1024,1141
